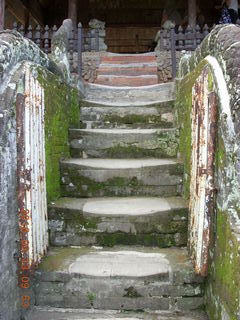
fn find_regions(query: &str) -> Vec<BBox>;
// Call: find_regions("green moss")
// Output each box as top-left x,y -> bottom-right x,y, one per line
105,144 -> 177,158
175,60 -> 210,199
95,232 -> 186,248
35,67 -> 79,203
206,210 -> 240,319
208,72 -> 214,92
38,247 -> 90,272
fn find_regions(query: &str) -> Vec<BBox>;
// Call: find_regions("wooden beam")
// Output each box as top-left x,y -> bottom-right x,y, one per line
20,0 -> 44,25
68,0 -> 77,27
0,0 -> 5,30
188,0 -> 197,27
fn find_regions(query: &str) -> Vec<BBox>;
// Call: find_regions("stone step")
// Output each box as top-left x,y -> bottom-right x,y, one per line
60,158 -> 183,198
95,75 -> 158,87
97,66 -> 157,76
80,100 -> 174,129
69,128 -> 179,159
26,306 -> 209,320
85,82 -> 175,105
48,196 -> 188,247
34,246 -> 204,311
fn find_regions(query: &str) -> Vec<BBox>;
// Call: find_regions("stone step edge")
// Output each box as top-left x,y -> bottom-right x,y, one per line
26,306 -> 208,320
69,128 -> 177,134
60,158 -> 182,170
85,81 -> 174,90
48,196 -> 188,215
81,99 -> 175,108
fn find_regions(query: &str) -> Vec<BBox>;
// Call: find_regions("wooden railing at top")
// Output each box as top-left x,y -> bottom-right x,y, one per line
158,24 -> 212,78
11,22 -> 214,79
12,22 -> 100,77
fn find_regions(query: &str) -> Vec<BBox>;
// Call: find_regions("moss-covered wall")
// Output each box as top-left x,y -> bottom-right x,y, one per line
37,67 -> 79,202
175,60 -> 208,199
176,53 -> 240,319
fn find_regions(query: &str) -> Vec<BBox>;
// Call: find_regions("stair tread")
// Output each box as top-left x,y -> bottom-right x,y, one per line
61,158 -> 181,169
26,307 -> 209,320
49,196 -> 188,216
82,99 -> 174,107
70,128 -> 175,134
37,246 -> 201,280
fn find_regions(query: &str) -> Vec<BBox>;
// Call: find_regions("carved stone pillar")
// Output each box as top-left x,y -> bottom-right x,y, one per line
68,0 -> 78,27
0,0 -> 5,30
188,0 -> 197,27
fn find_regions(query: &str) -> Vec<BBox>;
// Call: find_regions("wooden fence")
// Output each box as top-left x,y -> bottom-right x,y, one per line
12,22 -> 212,79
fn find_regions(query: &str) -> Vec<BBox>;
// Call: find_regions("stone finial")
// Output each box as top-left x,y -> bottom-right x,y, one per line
89,19 -> 105,30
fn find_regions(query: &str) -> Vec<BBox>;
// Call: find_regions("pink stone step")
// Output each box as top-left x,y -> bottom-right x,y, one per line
97,66 -> 157,76
95,75 -> 158,87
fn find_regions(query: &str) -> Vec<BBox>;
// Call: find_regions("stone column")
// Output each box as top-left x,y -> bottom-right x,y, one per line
0,0 -> 5,31
188,0 -> 197,27
68,0 -> 78,27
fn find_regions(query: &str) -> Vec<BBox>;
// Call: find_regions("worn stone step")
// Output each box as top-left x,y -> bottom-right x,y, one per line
60,158 -> 183,198
48,196 -> 188,247
34,246 -> 204,311
95,75 -> 158,87
69,128 -> 179,158
80,100 -> 174,129
26,306 -> 209,320
85,82 -> 175,105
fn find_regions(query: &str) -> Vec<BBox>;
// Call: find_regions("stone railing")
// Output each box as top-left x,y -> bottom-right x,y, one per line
175,24 -> 240,320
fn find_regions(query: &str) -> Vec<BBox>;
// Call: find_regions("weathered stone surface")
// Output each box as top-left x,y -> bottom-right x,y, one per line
69,128 -> 179,158
80,100 -> 174,129
177,24 -> 240,320
34,247 -> 204,311
26,306 -> 209,320
85,82 -> 175,104
48,197 -> 188,247
60,158 -> 183,197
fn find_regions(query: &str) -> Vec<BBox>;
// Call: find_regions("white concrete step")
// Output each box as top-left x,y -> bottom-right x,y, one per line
60,158 -> 183,198
34,246 -> 204,311
26,306 -> 209,320
48,196 -> 188,247
69,128 -> 178,158
84,82 -> 175,105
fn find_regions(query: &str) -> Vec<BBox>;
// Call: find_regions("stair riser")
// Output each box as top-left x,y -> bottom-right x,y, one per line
85,82 -> 175,104
97,66 -> 157,76
35,276 -> 204,311
101,55 -> 157,64
95,76 -> 158,87
48,206 -> 188,247
69,129 -> 178,159
80,103 -> 174,129
60,163 -> 183,198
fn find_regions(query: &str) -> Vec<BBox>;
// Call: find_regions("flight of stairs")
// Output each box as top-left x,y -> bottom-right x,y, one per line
32,79 -> 208,319
94,53 -> 158,87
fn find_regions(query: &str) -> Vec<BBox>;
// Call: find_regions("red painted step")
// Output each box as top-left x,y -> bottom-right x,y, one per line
97,66 -> 157,76
101,55 -> 156,64
95,75 -> 158,87
95,53 -> 159,87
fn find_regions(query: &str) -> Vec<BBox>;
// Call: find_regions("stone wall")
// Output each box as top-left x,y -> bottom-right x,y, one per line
0,30 -> 80,319
176,25 -> 240,319
156,50 -> 185,83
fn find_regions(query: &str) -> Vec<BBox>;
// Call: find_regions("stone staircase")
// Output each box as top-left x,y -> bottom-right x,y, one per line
94,53 -> 158,87
33,80 -> 208,319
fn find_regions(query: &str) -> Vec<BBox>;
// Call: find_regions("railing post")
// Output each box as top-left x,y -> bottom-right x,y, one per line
95,29 -> 100,51
0,0 -> 5,31
78,22 -> 83,78
170,28 -> 177,79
